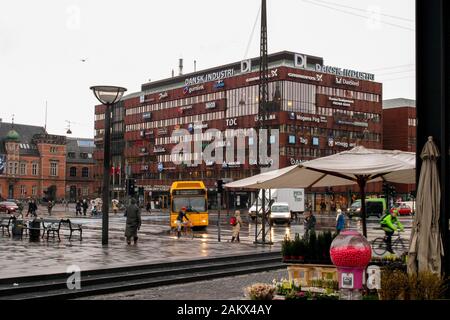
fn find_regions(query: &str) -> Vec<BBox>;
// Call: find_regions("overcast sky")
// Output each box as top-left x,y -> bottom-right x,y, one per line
0,0 -> 415,139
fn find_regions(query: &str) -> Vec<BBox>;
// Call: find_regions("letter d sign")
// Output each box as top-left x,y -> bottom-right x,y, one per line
241,60 -> 252,73
294,54 -> 307,69
66,265 -> 81,290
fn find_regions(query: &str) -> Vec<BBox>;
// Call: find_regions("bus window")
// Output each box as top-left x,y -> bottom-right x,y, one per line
173,197 -> 206,213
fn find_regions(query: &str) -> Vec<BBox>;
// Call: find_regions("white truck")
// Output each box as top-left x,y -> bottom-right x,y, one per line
248,189 -> 305,222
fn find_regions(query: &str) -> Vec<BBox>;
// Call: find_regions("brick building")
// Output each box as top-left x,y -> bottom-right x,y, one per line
66,138 -> 95,202
94,51 -> 383,210
0,122 -> 67,201
0,122 -> 96,202
383,98 -> 416,195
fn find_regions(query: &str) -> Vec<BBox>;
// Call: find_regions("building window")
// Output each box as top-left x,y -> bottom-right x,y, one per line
50,162 -> 58,176
70,167 -> 77,177
32,186 -> 37,196
32,163 -> 38,176
50,147 -> 57,153
20,185 -> 26,196
20,163 -> 27,175
82,167 -> 89,178
80,153 -> 88,159
68,152 -> 76,159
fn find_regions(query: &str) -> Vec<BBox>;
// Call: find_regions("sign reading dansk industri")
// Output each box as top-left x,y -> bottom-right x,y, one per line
185,69 -> 235,86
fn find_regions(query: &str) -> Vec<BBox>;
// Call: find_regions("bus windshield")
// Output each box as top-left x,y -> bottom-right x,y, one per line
173,197 -> 206,213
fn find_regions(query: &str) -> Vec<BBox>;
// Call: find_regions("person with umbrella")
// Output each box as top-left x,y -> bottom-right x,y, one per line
380,208 -> 404,254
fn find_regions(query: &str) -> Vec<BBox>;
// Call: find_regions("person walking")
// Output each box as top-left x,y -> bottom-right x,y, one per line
26,199 -> 37,217
380,208 -> 404,254
320,200 -> 326,214
82,199 -> 88,216
304,211 -> 316,239
231,210 -> 243,243
146,201 -> 151,213
112,201 -> 119,215
75,200 -> 82,216
336,209 -> 345,235
125,198 -> 142,245
47,200 -> 53,216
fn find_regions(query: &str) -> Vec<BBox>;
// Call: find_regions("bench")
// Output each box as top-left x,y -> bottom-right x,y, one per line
47,219 -> 82,241
1,216 -> 13,236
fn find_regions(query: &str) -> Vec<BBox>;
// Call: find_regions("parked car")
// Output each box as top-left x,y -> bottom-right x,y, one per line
269,202 -> 291,226
390,203 -> 412,216
347,198 -> 387,218
0,201 -> 19,214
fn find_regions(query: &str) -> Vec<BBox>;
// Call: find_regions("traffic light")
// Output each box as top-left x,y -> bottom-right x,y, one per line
389,185 -> 397,197
127,179 -> 136,196
217,179 -> 224,194
382,182 -> 389,195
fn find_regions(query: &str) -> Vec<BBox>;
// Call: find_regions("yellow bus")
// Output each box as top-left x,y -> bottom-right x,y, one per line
170,181 -> 208,228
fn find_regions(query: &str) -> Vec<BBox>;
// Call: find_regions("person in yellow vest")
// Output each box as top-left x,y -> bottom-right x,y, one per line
380,208 -> 404,254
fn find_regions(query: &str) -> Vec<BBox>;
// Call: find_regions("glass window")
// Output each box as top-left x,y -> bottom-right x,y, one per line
50,162 -> 58,176
32,163 -> 38,176
70,167 -> 77,177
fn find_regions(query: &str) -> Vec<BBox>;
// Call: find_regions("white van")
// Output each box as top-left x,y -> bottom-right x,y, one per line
248,189 -> 305,220
269,202 -> 291,225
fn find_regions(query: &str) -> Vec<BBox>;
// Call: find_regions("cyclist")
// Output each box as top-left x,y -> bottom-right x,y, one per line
175,207 -> 190,239
380,208 -> 404,254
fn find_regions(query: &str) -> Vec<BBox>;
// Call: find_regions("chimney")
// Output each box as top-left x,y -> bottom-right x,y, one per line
172,69 -> 175,78
194,60 -> 197,72
179,58 -> 183,76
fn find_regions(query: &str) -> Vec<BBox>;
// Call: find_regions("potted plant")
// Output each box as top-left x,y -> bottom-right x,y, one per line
281,235 -> 291,261
245,283 -> 276,300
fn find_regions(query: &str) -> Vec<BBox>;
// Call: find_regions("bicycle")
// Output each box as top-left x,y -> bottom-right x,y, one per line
173,220 -> 194,239
371,231 -> 407,256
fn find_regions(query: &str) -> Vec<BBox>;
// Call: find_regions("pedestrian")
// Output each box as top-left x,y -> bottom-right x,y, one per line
146,201 -> 151,213
336,209 -> 345,235
112,201 -> 119,215
125,198 -> 142,245
47,200 -> 53,216
175,207 -> 190,239
231,210 -> 243,243
330,200 -> 337,213
75,200 -> 82,216
82,199 -> 88,216
320,200 -> 326,214
304,210 -> 316,239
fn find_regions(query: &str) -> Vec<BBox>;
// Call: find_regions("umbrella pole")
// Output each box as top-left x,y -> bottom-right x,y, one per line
358,178 -> 368,238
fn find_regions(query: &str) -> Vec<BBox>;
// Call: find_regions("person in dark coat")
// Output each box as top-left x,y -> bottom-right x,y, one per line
75,200 -> 82,216
125,198 -> 142,245
82,199 -> 88,216
26,199 -> 38,217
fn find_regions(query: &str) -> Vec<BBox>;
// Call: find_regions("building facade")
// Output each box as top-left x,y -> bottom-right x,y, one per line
0,122 -> 96,202
0,122 -> 67,201
66,138 -> 96,202
383,98 -> 416,152
94,51 -> 383,210
383,98 -> 417,195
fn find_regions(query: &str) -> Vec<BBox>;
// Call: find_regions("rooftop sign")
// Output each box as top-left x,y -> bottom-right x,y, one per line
185,69 -> 235,86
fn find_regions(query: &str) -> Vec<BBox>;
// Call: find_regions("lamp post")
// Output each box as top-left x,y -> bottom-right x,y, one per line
90,85 -> 127,245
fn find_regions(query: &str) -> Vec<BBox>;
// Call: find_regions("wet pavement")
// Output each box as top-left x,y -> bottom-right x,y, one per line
0,204 -> 412,280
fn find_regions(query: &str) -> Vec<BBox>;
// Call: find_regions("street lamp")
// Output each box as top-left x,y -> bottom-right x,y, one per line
90,85 -> 127,245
